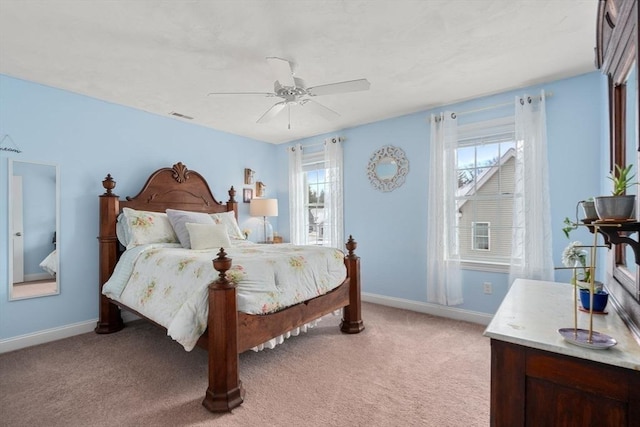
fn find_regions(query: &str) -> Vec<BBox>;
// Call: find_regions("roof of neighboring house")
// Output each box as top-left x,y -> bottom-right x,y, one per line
457,147 -> 516,210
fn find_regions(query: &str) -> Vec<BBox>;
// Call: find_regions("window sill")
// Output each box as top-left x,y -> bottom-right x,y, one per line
459,260 -> 511,273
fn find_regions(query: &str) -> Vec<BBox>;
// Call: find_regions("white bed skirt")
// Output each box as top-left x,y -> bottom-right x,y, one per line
250,309 -> 340,352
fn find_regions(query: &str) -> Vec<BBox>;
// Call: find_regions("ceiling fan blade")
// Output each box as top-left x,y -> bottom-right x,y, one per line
307,79 -> 370,96
257,102 -> 287,124
300,99 -> 340,121
208,92 -> 276,97
266,57 -> 295,87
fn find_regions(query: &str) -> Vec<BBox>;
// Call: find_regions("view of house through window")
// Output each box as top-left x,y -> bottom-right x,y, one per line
454,118 -> 516,266
303,152 -> 327,245
472,221 -> 490,250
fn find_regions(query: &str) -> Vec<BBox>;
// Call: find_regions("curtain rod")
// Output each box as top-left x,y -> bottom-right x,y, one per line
287,136 -> 344,151
459,91 -> 553,117
432,91 -> 554,120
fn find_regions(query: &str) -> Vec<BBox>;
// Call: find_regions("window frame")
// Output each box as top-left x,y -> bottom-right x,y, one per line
302,151 -> 328,246
471,221 -> 490,251
452,116 -> 516,271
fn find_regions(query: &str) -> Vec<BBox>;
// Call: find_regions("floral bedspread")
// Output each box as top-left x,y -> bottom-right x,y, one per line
102,241 -> 347,351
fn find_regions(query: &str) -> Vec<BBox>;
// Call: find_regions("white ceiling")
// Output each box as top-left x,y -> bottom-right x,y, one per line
0,0 -> 599,144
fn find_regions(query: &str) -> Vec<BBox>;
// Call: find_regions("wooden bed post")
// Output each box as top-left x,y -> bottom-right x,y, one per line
341,235 -> 365,334
95,174 -> 124,334
202,248 -> 245,412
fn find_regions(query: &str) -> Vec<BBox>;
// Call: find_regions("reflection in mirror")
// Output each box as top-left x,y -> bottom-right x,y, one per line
375,157 -> 398,180
622,64 -> 638,281
8,159 -> 60,300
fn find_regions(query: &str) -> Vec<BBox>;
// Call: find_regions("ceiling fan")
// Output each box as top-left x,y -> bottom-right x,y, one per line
208,57 -> 370,129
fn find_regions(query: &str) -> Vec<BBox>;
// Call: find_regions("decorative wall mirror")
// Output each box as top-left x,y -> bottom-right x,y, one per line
366,145 -> 409,192
8,159 -> 60,300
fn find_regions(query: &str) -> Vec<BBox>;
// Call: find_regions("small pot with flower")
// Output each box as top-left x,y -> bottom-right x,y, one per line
562,241 -> 609,312
594,164 -> 637,221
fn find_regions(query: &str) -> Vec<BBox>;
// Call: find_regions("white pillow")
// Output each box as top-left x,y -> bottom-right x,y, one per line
210,211 -> 245,240
121,208 -> 178,249
116,212 -> 130,247
166,208 -> 214,249
186,222 -> 231,250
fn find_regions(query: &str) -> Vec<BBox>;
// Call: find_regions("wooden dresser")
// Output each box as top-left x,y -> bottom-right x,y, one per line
484,279 -> 640,426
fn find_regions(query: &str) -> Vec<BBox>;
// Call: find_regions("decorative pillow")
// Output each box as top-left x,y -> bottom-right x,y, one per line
186,222 -> 231,250
166,208 -> 215,249
210,211 -> 245,240
121,208 -> 178,249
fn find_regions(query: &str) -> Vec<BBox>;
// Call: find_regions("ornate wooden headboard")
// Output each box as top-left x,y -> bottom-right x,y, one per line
102,161 -> 238,215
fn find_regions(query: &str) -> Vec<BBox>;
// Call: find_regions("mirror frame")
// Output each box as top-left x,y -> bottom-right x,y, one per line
8,159 -> 60,300
596,0 -> 639,319
366,145 -> 409,192
621,64 -> 638,294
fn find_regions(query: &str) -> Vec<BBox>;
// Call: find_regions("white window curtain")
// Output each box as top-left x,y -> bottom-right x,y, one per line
288,143 -> 306,245
323,137 -> 344,249
427,112 -> 463,306
509,90 -> 554,284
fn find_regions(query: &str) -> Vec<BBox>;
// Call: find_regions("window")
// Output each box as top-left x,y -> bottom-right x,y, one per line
289,140 -> 343,248
472,222 -> 490,250
454,117 -> 515,267
303,151 -> 328,246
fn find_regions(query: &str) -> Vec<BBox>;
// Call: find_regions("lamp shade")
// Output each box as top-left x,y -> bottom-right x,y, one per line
250,198 -> 278,217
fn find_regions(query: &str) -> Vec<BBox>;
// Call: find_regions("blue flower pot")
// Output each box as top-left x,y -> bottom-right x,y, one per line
579,289 -> 609,312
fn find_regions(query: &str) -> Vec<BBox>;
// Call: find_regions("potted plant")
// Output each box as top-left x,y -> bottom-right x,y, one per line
561,241 -> 608,312
594,164 -> 637,221
561,198 -> 598,238
580,198 -> 598,221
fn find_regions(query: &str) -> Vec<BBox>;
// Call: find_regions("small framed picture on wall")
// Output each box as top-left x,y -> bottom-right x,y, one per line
243,188 -> 253,203
244,168 -> 255,185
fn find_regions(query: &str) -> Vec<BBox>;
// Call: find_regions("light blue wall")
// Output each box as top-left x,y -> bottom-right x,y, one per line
277,71 -> 607,314
0,75 -> 278,339
1,71 -> 608,342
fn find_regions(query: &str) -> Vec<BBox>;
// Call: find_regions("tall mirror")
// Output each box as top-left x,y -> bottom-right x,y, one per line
597,0 -> 639,308
8,159 -> 60,300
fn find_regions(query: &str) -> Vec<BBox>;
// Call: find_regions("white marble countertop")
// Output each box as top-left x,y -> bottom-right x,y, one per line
483,279 -> 640,371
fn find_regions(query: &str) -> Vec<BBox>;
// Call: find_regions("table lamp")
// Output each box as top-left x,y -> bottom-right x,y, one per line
250,198 -> 278,243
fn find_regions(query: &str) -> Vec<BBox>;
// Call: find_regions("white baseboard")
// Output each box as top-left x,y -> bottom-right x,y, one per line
362,292 -> 494,326
1,296 -> 490,354
0,312 -> 141,354
0,319 -> 98,354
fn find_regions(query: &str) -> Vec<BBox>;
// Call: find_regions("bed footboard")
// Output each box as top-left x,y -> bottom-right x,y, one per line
203,237 -> 364,413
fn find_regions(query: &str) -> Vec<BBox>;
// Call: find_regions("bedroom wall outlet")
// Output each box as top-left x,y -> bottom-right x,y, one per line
483,282 -> 493,294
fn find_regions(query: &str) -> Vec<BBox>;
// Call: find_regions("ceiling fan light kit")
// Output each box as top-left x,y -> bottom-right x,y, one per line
208,57 -> 370,128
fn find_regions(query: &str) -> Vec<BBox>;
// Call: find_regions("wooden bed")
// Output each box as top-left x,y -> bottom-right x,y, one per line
95,162 -> 364,412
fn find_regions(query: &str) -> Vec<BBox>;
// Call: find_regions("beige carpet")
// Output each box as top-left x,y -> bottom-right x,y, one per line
0,302 -> 490,426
